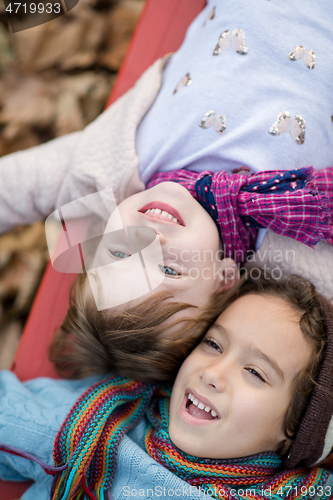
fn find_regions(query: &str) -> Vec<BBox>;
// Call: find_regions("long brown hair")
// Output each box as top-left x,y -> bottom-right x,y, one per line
49,273 -> 240,382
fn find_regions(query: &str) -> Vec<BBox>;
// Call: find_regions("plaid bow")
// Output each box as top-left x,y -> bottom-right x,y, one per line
147,167 -> 333,263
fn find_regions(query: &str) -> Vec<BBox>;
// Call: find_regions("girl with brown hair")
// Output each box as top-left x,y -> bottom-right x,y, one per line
0,274 -> 333,499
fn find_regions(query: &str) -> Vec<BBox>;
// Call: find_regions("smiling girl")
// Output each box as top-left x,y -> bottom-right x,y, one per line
85,181 -> 234,312
169,291 -> 314,460
1,274 -> 333,499
49,180 -> 240,381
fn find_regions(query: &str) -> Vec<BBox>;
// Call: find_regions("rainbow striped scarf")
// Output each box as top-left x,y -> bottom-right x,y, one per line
145,397 -> 332,500
3,376 -> 331,499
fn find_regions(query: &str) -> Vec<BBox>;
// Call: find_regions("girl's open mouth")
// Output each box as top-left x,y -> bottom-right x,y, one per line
186,392 -> 218,420
180,391 -> 219,424
139,202 -> 185,226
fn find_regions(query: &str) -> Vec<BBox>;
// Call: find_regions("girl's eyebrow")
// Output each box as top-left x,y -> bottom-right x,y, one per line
248,346 -> 285,382
211,324 -> 285,382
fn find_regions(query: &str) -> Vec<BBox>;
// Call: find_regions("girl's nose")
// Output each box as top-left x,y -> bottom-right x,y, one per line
201,360 -> 228,392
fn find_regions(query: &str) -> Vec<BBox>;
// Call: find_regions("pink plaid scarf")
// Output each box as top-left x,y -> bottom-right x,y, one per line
147,167 -> 333,263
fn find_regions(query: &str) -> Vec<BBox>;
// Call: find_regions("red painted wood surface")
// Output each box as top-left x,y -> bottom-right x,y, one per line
2,0 -> 206,498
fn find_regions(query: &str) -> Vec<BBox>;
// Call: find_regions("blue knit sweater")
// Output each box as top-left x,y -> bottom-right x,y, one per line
1,371 -> 333,499
0,370 -> 208,499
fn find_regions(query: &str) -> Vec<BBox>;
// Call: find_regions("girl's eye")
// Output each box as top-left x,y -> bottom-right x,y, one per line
203,338 -> 222,353
246,368 -> 266,383
159,265 -> 180,277
110,250 -> 130,259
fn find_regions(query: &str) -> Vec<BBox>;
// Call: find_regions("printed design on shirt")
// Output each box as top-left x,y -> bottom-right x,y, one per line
232,28 -> 248,55
204,6 -> 215,24
288,46 -> 316,69
268,111 -> 306,145
173,73 -> 192,94
214,113 -> 227,134
290,115 -> 306,144
213,28 -> 248,56
213,30 -> 230,55
199,110 -> 227,135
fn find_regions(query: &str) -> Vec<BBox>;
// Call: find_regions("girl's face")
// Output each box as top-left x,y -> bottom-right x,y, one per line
169,293 -> 313,459
88,182 -> 237,312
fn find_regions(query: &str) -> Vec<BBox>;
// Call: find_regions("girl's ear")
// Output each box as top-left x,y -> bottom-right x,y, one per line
219,258 -> 239,292
277,437 -> 293,456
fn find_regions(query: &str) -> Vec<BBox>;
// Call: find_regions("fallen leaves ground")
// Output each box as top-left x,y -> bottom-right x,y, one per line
0,0 -> 145,368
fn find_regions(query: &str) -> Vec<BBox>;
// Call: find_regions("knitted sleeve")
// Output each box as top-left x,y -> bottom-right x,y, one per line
0,132 -> 82,233
0,370 -> 103,483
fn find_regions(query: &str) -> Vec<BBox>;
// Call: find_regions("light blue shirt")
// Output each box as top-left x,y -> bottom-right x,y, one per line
136,0 -> 333,184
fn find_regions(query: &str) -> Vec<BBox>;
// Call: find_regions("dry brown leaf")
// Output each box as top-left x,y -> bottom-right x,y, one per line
71,7 -> 106,51
52,72 -> 113,132
60,51 -> 97,71
99,40 -> 129,71
0,23 -> 16,71
80,73 -> 116,124
0,251 -> 46,312
0,124 -> 41,154
32,20 -> 86,71
12,251 -> 46,311
11,27 -> 48,70
0,320 -> 22,370
0,73 -> 55,128
0,136 -> 12,157
0,222 -> 47,255
0,223 -> 48,313
24,4 -> 107,71
99,0 -> 144,70
0,254 -> 33,299
61,72 -> 105,97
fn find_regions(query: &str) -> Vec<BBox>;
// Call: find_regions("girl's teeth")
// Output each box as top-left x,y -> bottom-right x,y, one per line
187,393 -> 217,418
144,208 -> 179,224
